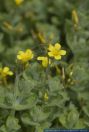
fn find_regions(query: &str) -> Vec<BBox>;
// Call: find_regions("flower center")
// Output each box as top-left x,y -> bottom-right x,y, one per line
53,49 -> 59,56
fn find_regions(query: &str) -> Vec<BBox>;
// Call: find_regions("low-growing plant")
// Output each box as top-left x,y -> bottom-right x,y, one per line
0,0 -> 89,132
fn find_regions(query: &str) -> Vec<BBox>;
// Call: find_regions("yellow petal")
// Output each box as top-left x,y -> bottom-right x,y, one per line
60,50 -> 66,55
55,43 -> 61,49
55,55 -> 61,60
48,44 -> 54,51
26,49 -> 31,54
37,57 -> 44,60
48,52 -> 53,57
17,55 -> 22,60
3,67 -> 9,73
42,59 -> 48,67
42,61 -> 47,67
8,71 -> 13,76
26,49 -> 34,59
15,0 -> 23,5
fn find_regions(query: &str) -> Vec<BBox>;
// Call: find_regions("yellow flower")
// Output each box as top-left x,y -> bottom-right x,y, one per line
72,10 -> 79,26
17,49 -> 34,63
0,67 -> 13,78
48,43 -> 66,60
37,56 -> 49,68
44,93 -> 48,101
15,0 -> 24,6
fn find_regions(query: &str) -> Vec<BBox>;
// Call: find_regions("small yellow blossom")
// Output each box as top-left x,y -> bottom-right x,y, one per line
0,67 -> 13,78
72,10 -> 79,27
48,43 -> 66,60
37,56 -> 49,68
17,49 -> 34,63
37,32 -> 46,44
15,0 -> 24,6
44,93 -> 48,101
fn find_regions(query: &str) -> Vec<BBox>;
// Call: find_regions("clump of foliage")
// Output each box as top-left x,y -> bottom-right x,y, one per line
0,0 -> 89,132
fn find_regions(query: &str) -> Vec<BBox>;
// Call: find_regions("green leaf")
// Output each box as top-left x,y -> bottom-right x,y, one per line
48,77 -> 64,92
13,93 -> 37,111
30,106 -> 50,122
6,116 -> 21,131
74,119 -> 86,129
0,125 -> 7,132
36,122 -> 51,132
59,104 -> 79,129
